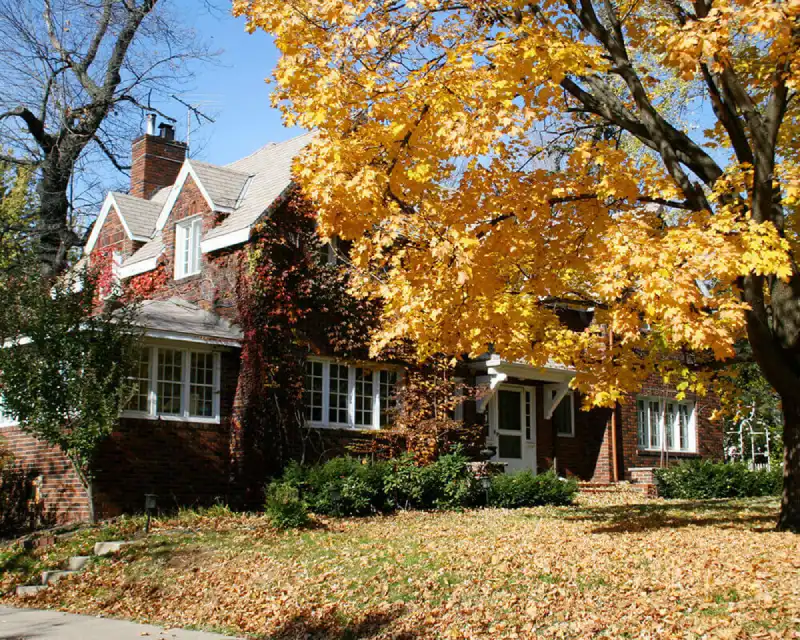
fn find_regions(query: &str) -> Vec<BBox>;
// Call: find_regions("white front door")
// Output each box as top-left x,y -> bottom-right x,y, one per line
489,385 -> 536,472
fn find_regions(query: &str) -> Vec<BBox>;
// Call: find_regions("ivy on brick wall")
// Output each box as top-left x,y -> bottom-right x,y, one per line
233,190 -> 385,498
234,192 -> 481,498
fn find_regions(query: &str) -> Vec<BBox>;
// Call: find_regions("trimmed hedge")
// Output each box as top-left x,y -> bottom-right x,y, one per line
654,460 -> 782,499
266,449 -> 578,526
489,470 -> 578,508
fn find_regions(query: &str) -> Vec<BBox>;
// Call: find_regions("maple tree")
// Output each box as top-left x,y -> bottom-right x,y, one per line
236,0 -> 800,530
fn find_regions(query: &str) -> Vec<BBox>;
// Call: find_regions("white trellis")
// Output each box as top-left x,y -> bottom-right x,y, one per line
725,403 -> 772,470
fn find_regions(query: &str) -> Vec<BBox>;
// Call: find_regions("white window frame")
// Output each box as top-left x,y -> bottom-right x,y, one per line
303,356 -> 402,430
553,390 -> 575,438
175,216 -> 203,279
636,395 -> 697,453
0,396 -> 17,428
123,345 -> 221,424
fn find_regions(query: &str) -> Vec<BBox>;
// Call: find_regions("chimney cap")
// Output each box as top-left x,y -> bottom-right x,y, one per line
158,122 -> 176,141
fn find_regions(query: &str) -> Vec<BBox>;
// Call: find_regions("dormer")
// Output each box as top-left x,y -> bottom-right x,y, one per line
115,131 -> 317,280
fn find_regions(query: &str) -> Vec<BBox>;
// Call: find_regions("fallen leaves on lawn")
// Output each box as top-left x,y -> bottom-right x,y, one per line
5,495 -> 799,639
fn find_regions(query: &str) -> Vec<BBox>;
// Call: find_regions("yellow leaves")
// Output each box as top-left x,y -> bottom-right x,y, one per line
739,220 -> 793,280
240,0 -> 800,406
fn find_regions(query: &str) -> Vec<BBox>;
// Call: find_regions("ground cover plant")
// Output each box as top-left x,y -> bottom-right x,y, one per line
2,494 -> 797,639
656,460 -> 783,499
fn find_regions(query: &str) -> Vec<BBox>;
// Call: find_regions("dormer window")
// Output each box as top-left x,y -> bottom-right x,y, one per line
175,217 -> 202,279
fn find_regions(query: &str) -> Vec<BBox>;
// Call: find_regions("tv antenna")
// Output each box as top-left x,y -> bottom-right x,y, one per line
171,94 -> 219,153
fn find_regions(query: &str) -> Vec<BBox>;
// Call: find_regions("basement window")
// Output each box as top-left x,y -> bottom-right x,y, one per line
175,217 -> 202,279
303,357 -> 401,430
124,346 -> 221,423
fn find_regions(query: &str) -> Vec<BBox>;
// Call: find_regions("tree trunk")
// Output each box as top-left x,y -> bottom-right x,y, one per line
36,152 -> 78,277
778,394 -> 800,532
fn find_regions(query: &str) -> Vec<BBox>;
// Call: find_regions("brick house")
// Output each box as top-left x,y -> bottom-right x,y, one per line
0,122 -> 723,522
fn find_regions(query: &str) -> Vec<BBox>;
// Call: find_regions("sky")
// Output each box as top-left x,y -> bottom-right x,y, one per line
151,2 -> 303,166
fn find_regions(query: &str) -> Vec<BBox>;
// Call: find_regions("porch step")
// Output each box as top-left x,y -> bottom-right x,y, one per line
16,585 -> 47,597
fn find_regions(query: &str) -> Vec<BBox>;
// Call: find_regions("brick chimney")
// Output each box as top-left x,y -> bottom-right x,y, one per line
130,115 -> 187,199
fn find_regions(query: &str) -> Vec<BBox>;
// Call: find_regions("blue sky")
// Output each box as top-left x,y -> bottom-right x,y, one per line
154,2 -> 302,165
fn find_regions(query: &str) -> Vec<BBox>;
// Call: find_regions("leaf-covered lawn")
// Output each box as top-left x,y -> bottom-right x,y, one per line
3,495 -> 799,639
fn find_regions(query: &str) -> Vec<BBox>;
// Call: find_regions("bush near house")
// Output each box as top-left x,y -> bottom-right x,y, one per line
264,482 -> 310,530
489,470 -> 578,508
267,449 -> 578,525
655,460 -> 782,499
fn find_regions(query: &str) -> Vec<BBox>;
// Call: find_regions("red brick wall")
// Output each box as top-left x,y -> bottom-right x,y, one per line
130,134 -> 187,200
142,175 -> 244,322
619,375 -> 723,479
92,207 -> 135,259
91,349 -> 240,517
0,427 -> 91,524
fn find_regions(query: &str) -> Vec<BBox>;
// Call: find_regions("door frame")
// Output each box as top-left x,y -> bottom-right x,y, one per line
488,384 -> 537,472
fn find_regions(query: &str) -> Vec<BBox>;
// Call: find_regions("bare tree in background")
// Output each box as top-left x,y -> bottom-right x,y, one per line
0,0 -> 218,275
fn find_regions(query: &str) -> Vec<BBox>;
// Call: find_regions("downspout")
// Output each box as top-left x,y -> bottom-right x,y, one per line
609,331 -> 619,482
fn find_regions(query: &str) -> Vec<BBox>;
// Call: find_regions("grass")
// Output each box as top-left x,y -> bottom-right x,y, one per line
1,494 -> 797,639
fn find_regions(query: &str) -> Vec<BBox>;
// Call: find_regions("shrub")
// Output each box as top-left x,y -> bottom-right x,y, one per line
265,482 -> 309,529
489,470 -> 578,508
283,456 -> 392,517
421,447 -> 481,509
655,460 -> 782,499
383,447 -> 480,510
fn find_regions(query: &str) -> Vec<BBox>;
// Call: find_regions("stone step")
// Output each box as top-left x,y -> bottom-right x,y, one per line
93,540 -> 133,557
41,570 -> 77,586
16,585 -> 47,597
67,555 -> 91,571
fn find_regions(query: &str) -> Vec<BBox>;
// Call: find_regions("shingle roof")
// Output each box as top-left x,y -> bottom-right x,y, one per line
205,131 -> 316,241
123,237 -> 163,267
189,160 -> 252,211
118,130 -> 316,274
112,192 -> 162,239
132,298 -> 243,345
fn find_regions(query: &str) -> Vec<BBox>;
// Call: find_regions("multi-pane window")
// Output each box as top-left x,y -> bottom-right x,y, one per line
304,360 -> 324,422
175,217 -> 202,279
124,346 -> 220,422
354,367 -> 373,427
329,364 -> 349,424
303,358 -> 402,429
553,391 -> 575,437
637,396 -> 695,452
679,404 -> 691,450
190,352 -> 215,418
648,400 -> 661,449
127,348 -> 151,413
379,370 -> 399,427
157,349 -> 183,416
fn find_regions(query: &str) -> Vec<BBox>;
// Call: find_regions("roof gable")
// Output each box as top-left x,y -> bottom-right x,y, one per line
84,192 -> 157,255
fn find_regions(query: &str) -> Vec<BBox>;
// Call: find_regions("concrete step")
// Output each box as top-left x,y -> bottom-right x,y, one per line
16,585 -> 47,597
67,555 -> 91,571
41,570 -> 77,586
93,540 -> 133,557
